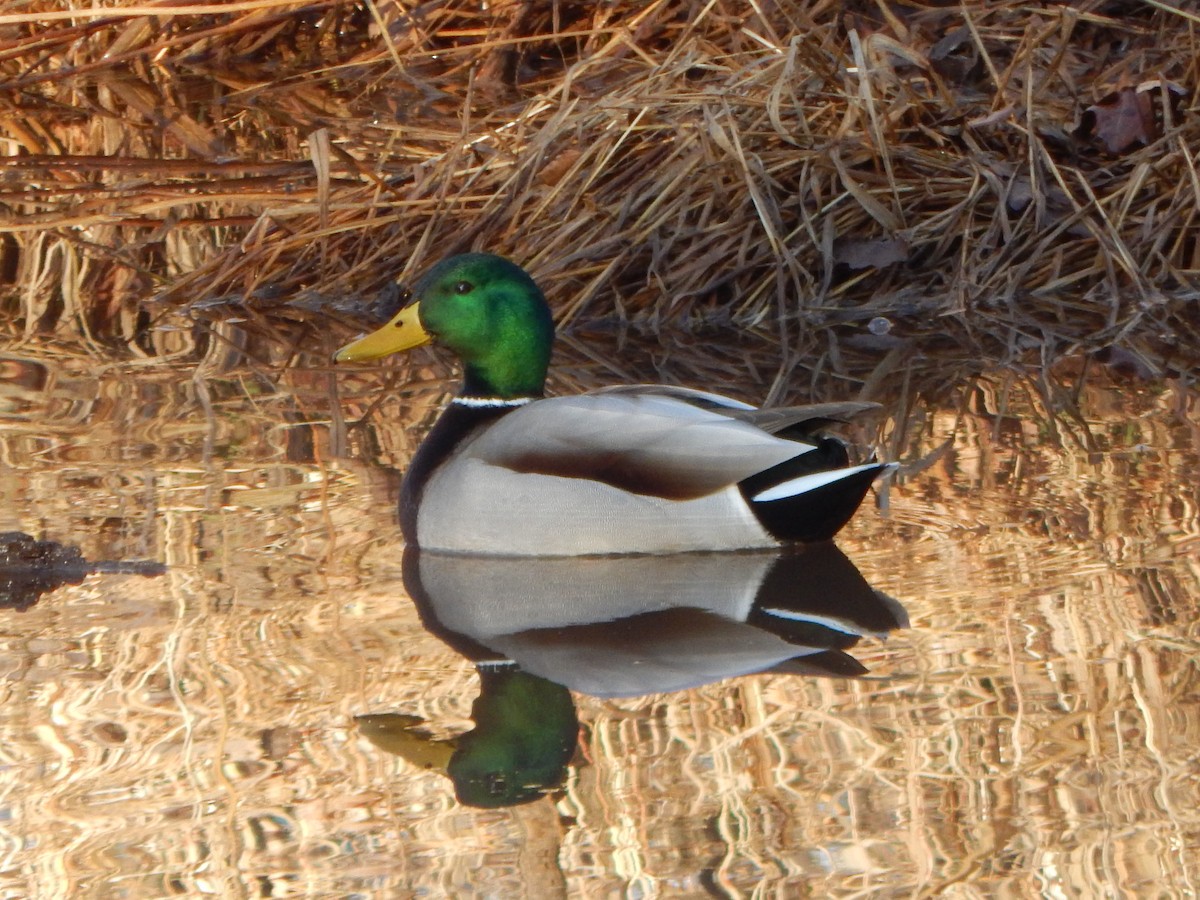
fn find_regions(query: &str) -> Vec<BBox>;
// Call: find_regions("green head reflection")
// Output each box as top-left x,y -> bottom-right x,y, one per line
358,666 -> 578,809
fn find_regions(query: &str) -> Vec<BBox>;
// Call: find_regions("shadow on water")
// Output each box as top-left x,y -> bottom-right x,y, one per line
359,543 -> 907,807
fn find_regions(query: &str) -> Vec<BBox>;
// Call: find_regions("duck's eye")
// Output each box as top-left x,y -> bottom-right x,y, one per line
399,287 -> 413,303
454,281 -> 473,295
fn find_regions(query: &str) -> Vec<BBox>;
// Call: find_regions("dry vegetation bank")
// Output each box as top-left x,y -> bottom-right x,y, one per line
0,0 -> 1198,384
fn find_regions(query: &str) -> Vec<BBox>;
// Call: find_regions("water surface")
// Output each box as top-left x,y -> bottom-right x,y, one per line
1,342 -> 1197,897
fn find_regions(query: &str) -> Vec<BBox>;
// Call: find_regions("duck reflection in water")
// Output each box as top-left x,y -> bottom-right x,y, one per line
358,544 -> 907,808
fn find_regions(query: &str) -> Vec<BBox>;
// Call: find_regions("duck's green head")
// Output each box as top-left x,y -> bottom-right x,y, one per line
335,253 -> 554,399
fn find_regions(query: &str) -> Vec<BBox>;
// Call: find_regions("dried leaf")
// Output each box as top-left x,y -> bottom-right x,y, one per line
833,237 -> 910,271
928,25 -> 978,84
105,78 -> 224,158
1077,88 -> 1155,154
539,149 -> 582,187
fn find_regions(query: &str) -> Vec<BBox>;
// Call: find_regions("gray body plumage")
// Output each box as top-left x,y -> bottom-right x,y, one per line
413,388 -> 879,556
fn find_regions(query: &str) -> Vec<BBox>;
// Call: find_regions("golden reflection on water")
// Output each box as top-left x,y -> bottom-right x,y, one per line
1,345 -> 1198,897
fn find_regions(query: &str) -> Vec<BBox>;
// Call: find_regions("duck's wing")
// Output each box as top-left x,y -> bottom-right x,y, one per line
590,383 -> 756,411
591,384 -> 881,433
461,391 -> 818,501
728,401 -> 882,434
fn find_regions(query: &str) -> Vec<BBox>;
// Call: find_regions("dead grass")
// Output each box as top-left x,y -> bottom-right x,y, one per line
1,0 -> 1198,386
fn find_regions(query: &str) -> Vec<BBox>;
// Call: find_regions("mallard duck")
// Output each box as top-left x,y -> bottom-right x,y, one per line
335,253 -> 894,555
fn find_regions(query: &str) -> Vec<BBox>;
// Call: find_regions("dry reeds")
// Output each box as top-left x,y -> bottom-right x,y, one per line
1,0 -> 1198,385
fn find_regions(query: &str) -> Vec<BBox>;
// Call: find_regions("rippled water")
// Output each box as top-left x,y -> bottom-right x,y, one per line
1,341 -> 1198,897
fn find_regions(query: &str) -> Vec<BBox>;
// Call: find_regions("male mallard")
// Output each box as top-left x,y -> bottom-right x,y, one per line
335,253 -> 894,556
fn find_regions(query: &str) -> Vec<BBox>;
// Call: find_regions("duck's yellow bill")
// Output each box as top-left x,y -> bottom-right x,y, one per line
334,302 -> 431,362
355,714 -> 456,773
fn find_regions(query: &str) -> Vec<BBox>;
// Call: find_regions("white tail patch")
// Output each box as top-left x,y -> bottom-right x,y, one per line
758,609 -> 865,636
752,462 -> 897,503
